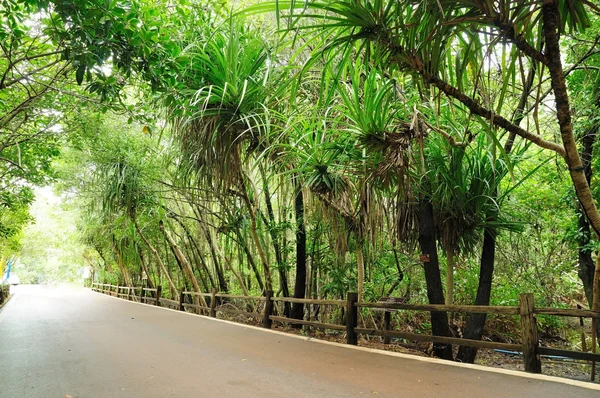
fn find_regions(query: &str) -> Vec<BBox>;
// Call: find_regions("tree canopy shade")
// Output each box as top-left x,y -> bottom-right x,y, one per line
3,0 -> 600,366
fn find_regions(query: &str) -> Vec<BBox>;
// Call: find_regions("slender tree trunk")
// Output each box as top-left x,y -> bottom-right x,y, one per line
456,228 -> 495,363
196,209 -> 228,292
445,249 -> 455,305
578,122 -> 597,309
291,180 -> 307,323
134,219 -> 178,296
168,212 -> 214,290
239,177 -> 273,292
186,241 -> 209,292
260,166 -> 290,309
418,198 -> 453,360
235,230 -> 264,291
159,221 -> 208,308
111,239 -> 132,286
222,254 -> 249,296
182,234 -> 209,292
166,235 -> 190,292
357,241 -> 365,302
575,108 -> 600,346
137,245 -> 155,289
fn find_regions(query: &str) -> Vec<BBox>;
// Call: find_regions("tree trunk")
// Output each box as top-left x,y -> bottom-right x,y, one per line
239,177 -> 273,292
134,219 -> 178,297
291,181 -> 307,323
418,198 -> 453,360
111,239 -> 132,286
357,242 -> 365,302
541,1 -> 600,313
234,230 -> 265,291
260,166 -> 291,314
456,227 -> 495,363
456,60 -> 538,363
159,221 -> 208,307
197,214 -> 228,293
577,121 -> 596,309
575,108 -> 600,346
445,249 -> 455,305
168,212 -> 216,290
222,254 -> 250,296
137,245 -> 155,289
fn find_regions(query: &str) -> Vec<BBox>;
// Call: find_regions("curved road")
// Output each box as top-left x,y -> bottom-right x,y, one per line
1,285 -> 599,397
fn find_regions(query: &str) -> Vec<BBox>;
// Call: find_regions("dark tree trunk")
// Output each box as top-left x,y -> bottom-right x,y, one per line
577,129 -> 600,350
260,168 -> 290,314
291,179 -> 307,325
578,104 -> 598,309
202,224 -> 228,293
456,65 -> 537,362
456,227 -> 495,363
418,198 -> 453,360
579,215 -> 595,308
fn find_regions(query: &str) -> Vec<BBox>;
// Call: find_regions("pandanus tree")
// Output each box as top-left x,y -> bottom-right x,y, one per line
164,17 -> 277,294
250,0 -> 600,356
86,119 -> 179,296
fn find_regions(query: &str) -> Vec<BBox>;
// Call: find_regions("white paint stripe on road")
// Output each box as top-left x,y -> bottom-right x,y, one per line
95,290 -> 600,391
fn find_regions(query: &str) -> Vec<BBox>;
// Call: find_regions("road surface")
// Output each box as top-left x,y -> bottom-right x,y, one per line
1,285 -> 599,397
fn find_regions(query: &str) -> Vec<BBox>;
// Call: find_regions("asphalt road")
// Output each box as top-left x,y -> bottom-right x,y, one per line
1,285 -> 599,398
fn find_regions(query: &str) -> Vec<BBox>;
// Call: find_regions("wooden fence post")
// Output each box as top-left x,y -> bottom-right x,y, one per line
156,286 -> 162,306
263,290 -> 273,329
179,291 -> 185,311
210,288 -> 217,318
347,292 -> 358,345
520,293 -> 541,373
383,311 -> 391,345
140,287 -> 145,303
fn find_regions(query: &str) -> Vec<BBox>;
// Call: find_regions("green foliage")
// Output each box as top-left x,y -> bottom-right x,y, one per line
2,1 -> 600,355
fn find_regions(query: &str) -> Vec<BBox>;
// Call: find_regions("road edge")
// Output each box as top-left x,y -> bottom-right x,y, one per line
0,289 -> 15,323
94,289 -> 600,391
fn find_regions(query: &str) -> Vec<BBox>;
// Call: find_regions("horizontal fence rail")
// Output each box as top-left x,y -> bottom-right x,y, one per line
90,283 -> 600,379
354,302 -> 520,315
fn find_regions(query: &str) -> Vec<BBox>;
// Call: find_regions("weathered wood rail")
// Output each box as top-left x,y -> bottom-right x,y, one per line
90,283 -> 600,379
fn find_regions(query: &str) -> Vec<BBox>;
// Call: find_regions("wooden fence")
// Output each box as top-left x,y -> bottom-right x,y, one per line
90,283 -> 600,379
0,284 -> 9,305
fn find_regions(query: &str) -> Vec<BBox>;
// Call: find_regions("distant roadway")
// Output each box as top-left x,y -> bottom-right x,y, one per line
0,285 -> 598,397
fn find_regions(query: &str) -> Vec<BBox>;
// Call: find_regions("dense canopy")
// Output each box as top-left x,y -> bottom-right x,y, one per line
2,0 -> 600,363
